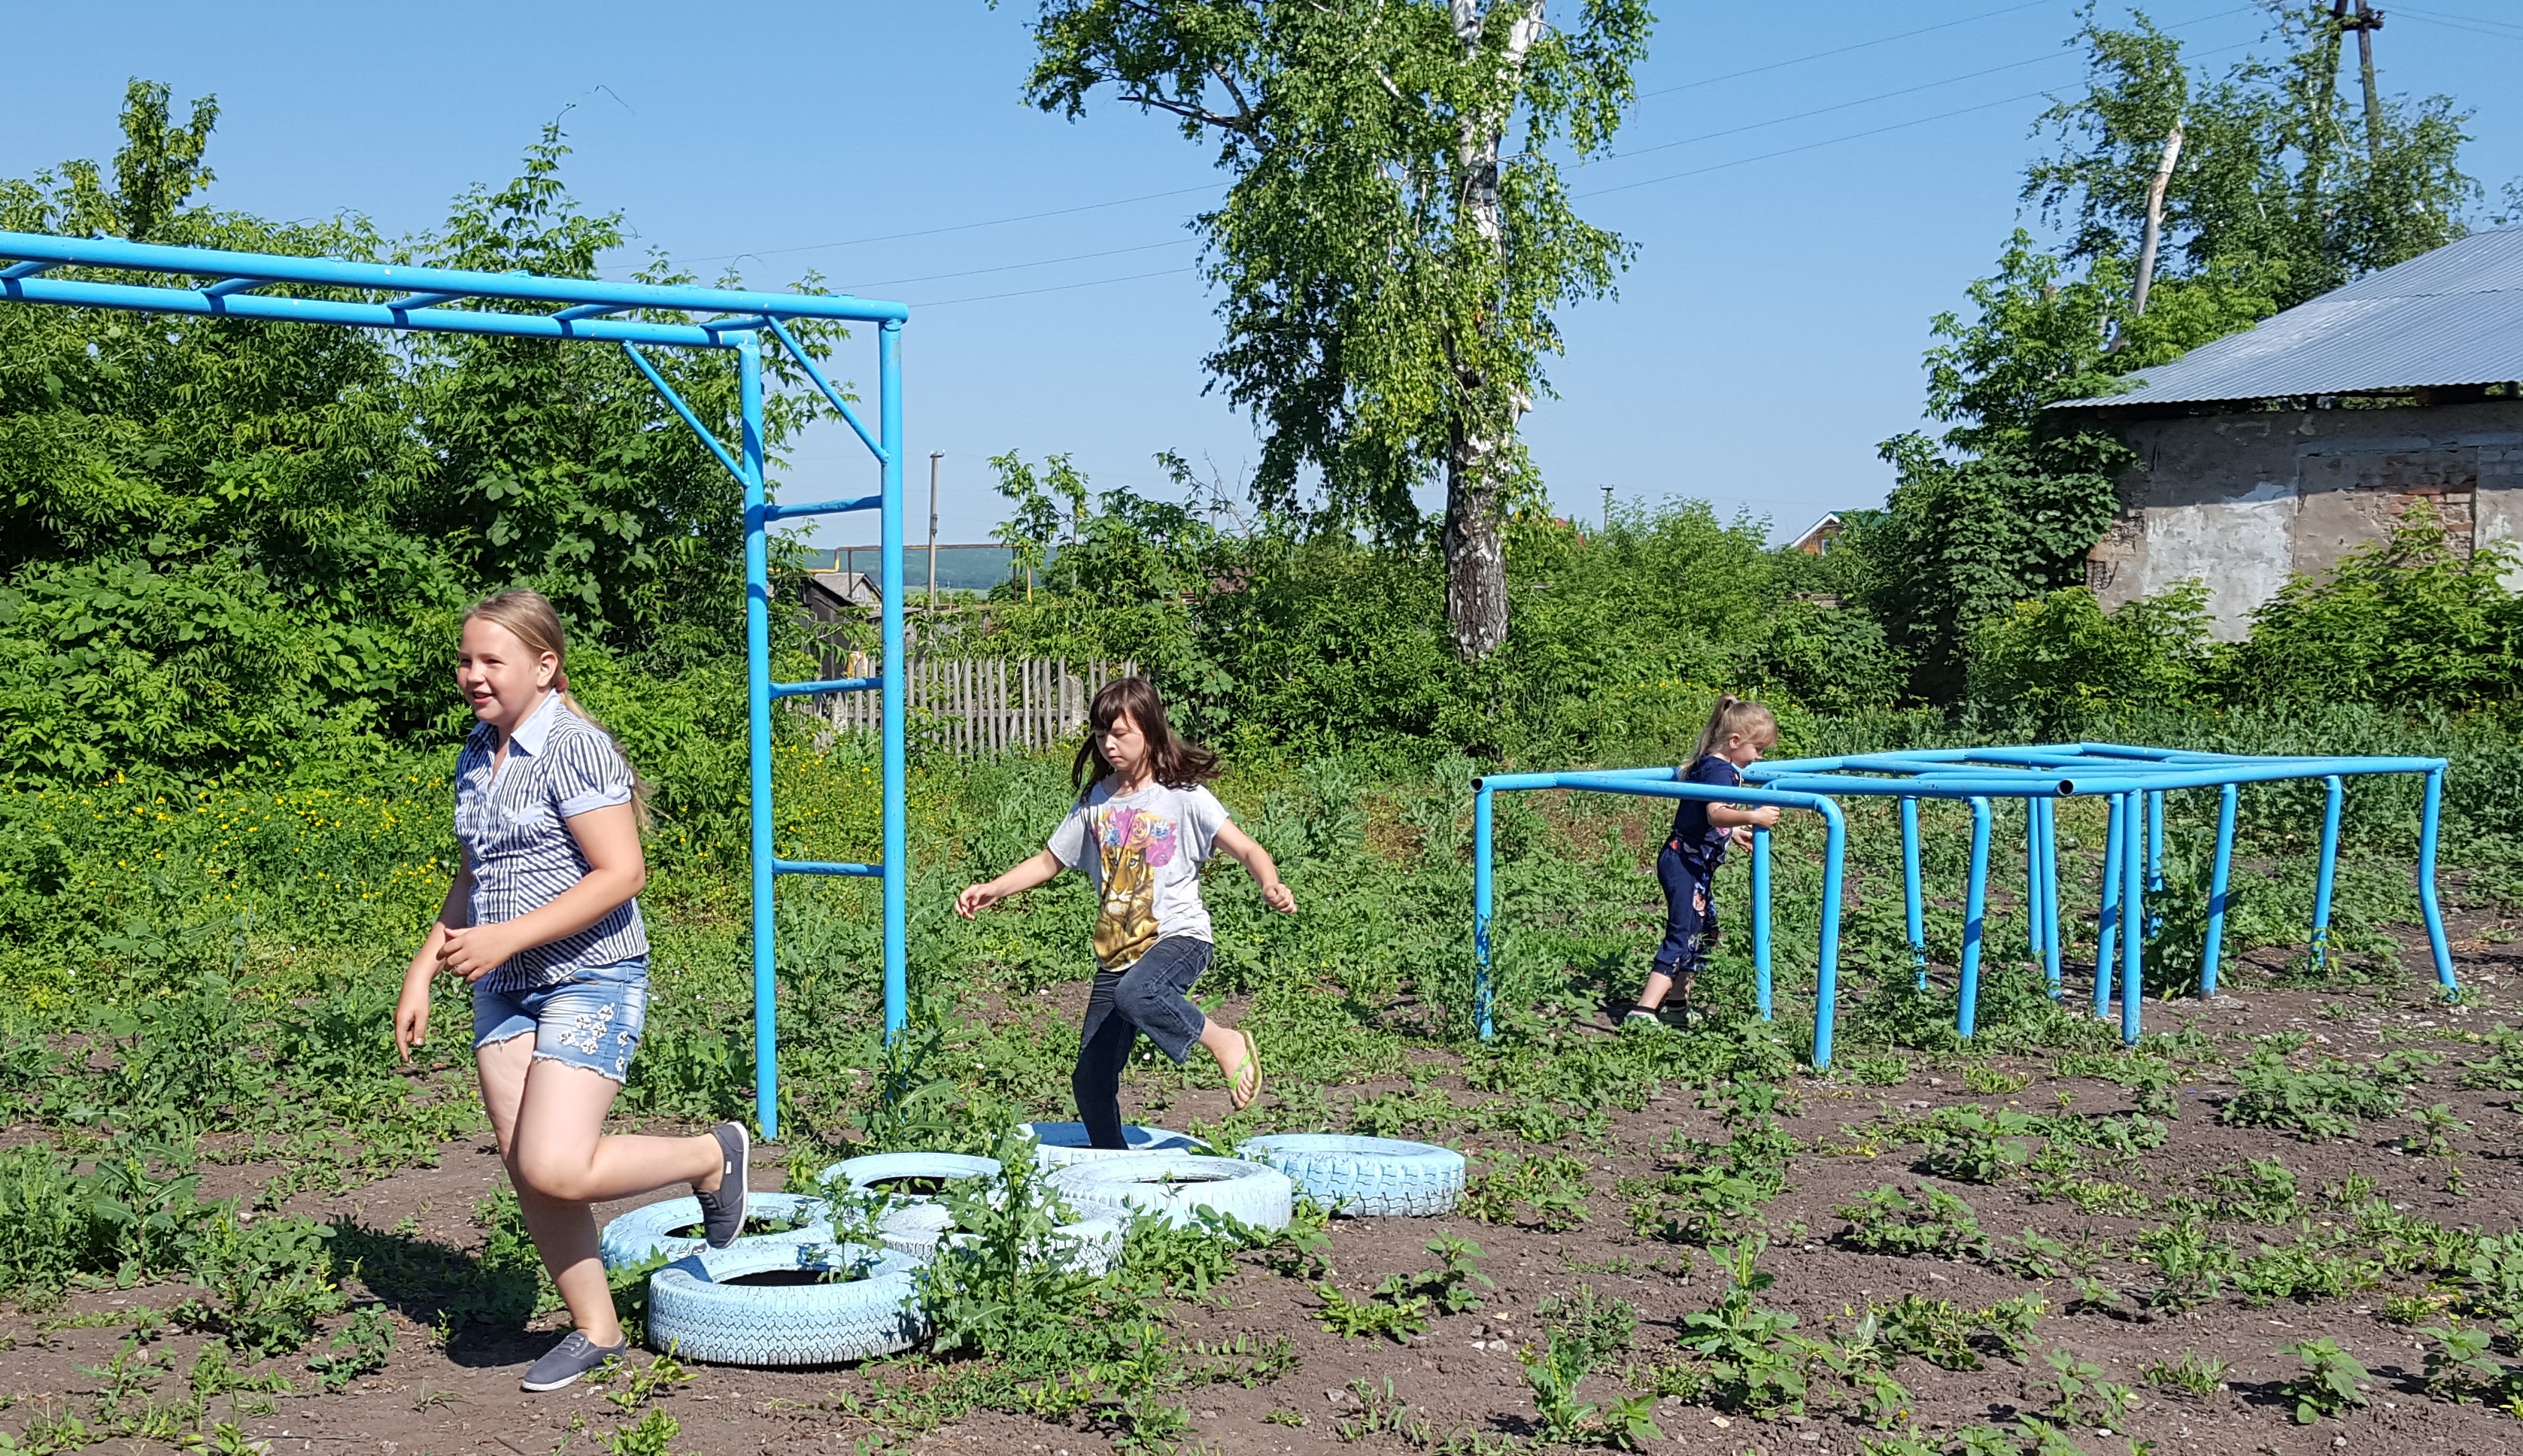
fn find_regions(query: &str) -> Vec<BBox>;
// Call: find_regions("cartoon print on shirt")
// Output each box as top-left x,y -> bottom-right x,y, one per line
1091,805 -> 1178,969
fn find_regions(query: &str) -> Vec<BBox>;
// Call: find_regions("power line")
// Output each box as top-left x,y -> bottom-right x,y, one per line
838,237 -> 1195,293
910,264 -> 1201,309
2394,5 -> 2523,41
1634,0 -> 2063,99
664,183 -> 1216,268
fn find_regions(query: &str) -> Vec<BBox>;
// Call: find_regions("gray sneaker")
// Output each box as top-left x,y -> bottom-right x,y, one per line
521,1330 -> 627,1392
1620,1009 -> 1666,1031
691,1121 -> 751,1248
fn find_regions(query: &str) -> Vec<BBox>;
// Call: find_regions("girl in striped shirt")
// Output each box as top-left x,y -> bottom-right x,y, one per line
393,590 -> 751,1394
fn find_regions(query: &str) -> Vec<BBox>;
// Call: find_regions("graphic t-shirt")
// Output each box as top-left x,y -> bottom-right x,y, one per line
1665,753 -> 1747,874
1046,780 -> 1231,970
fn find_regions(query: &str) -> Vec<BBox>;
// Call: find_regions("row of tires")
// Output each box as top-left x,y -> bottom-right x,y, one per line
612,1128 -> 1465,1367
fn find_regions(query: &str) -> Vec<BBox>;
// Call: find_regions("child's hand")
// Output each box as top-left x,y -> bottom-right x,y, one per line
393,979 -> 432,1063
1261,881 -> 1296,914
1731,824 -> 1756,850
436,923 -> 521,984
1746,805 -> 1783,829
955,881 -> 1002,920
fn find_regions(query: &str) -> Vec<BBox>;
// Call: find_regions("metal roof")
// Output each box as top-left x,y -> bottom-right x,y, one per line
2053,228 -> 2523,409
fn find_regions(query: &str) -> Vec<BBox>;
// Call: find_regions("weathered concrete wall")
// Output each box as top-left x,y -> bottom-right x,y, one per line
2084,399 -> 2523,639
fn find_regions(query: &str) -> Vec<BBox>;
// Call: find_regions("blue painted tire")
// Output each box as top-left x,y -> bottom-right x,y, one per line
815,1153 -> 1001,1200
1236,1134 -> 1466,1217
1046,1154 -> 1294,1231
1016,1121 -> 1206,1169
598,1192 -> 833,1271
645,1242 -> 925,1366
877,1203 -> 1128,1276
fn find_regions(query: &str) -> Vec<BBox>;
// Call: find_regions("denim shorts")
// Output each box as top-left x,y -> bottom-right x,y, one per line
472,959 -> 648,1084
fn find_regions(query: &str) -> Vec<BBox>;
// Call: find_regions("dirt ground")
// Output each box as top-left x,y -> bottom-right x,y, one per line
12,935 -> 2523,1456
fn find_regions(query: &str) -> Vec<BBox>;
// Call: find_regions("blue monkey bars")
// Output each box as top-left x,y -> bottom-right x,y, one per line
0,230 -> 912,1140
1472,743 -> 2457,1067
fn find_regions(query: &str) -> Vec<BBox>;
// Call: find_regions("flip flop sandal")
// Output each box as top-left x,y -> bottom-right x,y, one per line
1227,1030 -> 1262,1111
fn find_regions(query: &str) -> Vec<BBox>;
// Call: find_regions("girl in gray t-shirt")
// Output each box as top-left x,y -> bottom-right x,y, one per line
956,678 -> 1295,1147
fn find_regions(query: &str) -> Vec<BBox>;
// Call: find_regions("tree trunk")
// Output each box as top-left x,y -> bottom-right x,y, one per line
2130,123 -> 2183,322
1441,0 -> 1544,663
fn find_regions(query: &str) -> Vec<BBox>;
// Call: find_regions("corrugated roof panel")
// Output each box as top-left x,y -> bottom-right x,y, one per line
2053,229 -> 2523,408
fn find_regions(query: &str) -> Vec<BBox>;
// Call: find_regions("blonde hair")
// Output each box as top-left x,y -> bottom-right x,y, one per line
463,588 -> 651,829
1691,693 -> 1778,763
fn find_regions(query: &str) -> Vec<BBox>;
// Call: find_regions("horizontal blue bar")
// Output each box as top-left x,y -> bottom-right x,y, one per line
0,229 -> 910,325
764,494 -> 881,520
769,676 -> 880,699
201,278 -> 263,296
5,275 -> 745,349
773,858 -> 882,878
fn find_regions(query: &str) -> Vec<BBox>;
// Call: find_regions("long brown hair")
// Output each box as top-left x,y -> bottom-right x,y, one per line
1690,693 -> 1778,764
1072,676 -> 1218,801
463,588 -> 653,828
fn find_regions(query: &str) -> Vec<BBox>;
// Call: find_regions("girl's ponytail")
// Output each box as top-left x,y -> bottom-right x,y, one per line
1690,693 -> 1779,764
463,589 -> 654,830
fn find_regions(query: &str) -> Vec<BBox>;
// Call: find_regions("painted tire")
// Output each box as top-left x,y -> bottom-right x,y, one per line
1016,1121 -> 1206,1170
815,1152 -> 1002,1200
1235,1134 -> 1467,1217
598,1192 -> 833,1271
876,1202 -> 1128,1276
1047,1154 -> 1295,1231
645,1242 -> 925,1366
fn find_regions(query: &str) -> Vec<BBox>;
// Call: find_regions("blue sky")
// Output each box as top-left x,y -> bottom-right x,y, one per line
8,2 -> 2521,549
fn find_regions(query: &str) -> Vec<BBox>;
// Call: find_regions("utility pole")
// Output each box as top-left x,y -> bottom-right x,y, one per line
1600,485 -> 1613,535
2130,122 -> 2184,323
2349,0 -> 2385,164
927,452 -> 942,611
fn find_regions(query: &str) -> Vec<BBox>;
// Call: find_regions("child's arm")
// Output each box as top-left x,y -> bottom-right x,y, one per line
396,860 -> 475,1062
956,850 -> 1064,919
437,802 -> 647,984
1211,822 -> 1297,913
1709,803 -> 1783,830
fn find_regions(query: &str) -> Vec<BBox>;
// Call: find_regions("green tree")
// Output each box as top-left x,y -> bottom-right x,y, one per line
1862,6 -> 2478,702
1016,0 -> 1652,661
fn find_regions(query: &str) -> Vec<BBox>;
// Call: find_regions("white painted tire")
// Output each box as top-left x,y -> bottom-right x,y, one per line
1236,1134 -> 1467,1217
597,1192 -> 833,1271
1016,1121 -> 1206,1170
882,1204 -> 1129,1276
1047,1154 -> 1294,1231
815,1152 -> 1001,1200
645,1241 -> 924,1366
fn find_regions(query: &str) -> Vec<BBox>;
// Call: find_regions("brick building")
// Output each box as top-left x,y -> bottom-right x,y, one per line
2052,229 -> 2523,639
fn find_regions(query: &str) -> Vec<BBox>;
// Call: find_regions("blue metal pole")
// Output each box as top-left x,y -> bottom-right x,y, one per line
738,334 -> 779,1140
2145,788 -> 2166,936
2039,796 -> 2062,996
1957,796 -> 1991,1039
1899,796 -> 1926,988
2202,783 -> 2237,997
2419,767 -> 2458,993
1473,786 -> 1495,1041
2024,802 -> 2042,960
1751,827 -> 1773,1021
2310,774 -> 2343,974
2120,791 -> 2145,1046
1813,801 -> 1848,1072
2096,793 -> 2124,1018
879,320 -> 907,1041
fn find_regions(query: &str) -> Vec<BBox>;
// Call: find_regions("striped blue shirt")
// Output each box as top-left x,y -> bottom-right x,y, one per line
454,692 -> 648,991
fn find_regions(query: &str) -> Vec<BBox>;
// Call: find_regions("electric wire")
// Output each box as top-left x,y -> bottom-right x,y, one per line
1632,0 -> 2063,99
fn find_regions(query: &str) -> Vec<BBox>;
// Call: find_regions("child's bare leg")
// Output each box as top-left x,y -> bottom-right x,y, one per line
1634,970 -> 1675,1012
1198,1018 -> 1259,1105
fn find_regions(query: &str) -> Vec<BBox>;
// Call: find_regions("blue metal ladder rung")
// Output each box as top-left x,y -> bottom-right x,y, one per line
773,858 -> 882,878
768,675 -> 880,700
764,493 -> 882,521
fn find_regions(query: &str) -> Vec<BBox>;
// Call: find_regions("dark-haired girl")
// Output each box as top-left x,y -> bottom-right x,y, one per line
955,677 -> 1294,1145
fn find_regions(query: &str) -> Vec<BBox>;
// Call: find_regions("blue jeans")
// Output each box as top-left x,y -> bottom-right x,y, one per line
1653,846 -> 1718,982
473,959 -> 649,1084
1073,937 -> 1213,1149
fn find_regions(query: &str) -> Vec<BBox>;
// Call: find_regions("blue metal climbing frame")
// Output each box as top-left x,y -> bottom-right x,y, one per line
1473,742 -> 2458,1070
0,231 -> 911,1139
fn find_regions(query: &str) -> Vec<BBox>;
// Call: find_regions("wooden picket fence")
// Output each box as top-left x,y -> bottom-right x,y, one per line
812,657 -> 1141,754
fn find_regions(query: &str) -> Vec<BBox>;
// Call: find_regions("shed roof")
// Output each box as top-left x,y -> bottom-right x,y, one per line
2053,228 -> 2523,410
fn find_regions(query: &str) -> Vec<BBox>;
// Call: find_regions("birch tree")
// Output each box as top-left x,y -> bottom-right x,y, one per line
1020,0 -> 1652,660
